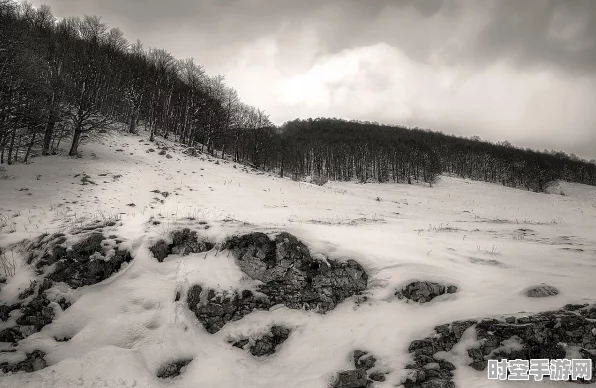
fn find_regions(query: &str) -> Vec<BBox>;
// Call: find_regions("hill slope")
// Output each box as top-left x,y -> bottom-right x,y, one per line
0,130 -> 595,388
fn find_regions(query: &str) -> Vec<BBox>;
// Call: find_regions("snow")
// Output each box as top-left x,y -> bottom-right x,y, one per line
0,130 -> 595,387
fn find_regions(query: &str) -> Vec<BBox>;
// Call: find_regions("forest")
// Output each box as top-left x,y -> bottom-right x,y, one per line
2,0 -> 595,192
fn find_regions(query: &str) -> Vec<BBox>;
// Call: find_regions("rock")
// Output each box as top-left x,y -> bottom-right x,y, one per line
333,369 -> 368,388
188,232 -> 367,333
47,233 -> 133,288
187,287 -> 270,334
0,350 -> 46,373
369,371 -> 386,382
353,350 -> 377,370
226,232 -> 368,311
0,327 -> 24,343
0,303 -> 20,322
404,303 -> 596,387
38,278 -> 53,293
468,308 -> 595,369
166,154 -> 173,159
171,228 -> 214,255
249,325 -> 292,356
159,149 -> 166,156
156,358 -> 193,378
396,281 -> 457,303
232,338 -> 249,349
524,284 -> 559,298
149,229 -> 214,262
18,281 -> 37,300
189,232 -> 367,333
15,293 -> 55,332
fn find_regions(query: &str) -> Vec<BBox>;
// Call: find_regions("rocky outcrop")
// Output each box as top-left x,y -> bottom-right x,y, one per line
15,293 -> 55,333
396,282 -> 457,304
0,303 -> 20,322
403,304 -> 596,387
524,283 -> 559,298
187,286 -> 270,334
0,327 -> 23,343
468,306 -> 595,377
332,350 -> 384,388
150,228 -> 214,262
46,233 -> 133,288
225,232 -> 368,311
0,350 -> 46,373
333,369 -> 369,388
156,358 -> 193,379
188,232 -> 368,333
231,325 -> 292,357
24,232 -> 132,289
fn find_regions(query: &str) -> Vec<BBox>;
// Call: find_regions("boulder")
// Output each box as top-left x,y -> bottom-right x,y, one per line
0,350 -> 46,373
188,232 -> 368,333
524,284 -> 559,298
149,228 -> 214,262
156,358 -> 193,379
396,281 -> 457,303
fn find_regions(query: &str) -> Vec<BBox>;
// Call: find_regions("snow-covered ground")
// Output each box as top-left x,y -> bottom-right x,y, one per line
0,130 -> 595,388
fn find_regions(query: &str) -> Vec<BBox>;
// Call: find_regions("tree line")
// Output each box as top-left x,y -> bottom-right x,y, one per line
269,118 -> 596,191
2,1 -> 595,192
0,0 -> 271,163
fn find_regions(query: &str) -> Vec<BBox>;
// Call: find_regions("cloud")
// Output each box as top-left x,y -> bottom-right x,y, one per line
30,0 -> 596,159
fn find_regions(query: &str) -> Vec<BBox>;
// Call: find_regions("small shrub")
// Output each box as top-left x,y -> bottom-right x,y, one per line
311,174 -> 328,186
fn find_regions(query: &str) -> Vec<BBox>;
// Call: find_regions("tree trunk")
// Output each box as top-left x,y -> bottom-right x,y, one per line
69,124 -> 83,156
7,129 -> 16,165
0,129 -> 5,164
54,124 -> 65,152
42,114 -> 56,156
24,132 -> 37,163
129,109 -> 138,134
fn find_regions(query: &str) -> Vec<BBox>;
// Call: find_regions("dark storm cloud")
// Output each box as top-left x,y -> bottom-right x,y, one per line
39,0 -> 596,73
469,0 -> 596,74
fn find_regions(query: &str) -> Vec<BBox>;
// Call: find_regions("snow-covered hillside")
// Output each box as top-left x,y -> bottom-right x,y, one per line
0,130 -> 595,388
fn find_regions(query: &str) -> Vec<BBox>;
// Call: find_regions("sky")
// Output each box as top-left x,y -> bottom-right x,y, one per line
29,0 -> 596,160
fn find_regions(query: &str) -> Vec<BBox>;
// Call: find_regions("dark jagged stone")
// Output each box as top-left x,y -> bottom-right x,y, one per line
404,304 -> 596,387
332,351 -> 384,387
468,308 -> 595,374
150,228 -> 214,262
225,232 -> 368,311
0,350 -> 46,373
396,281 -> 457,304
15,293 -> 54,332
0,327 -> 24,343
189,232 -> 367,333
187,287 -> 270,334
524,284 -> 559,298
57,297 -> 72,311
156,358 -> 193,379
38,278 -> 53,293
47,233 -> 133,288
0,303 -> 20,322
333,368 -> 368,388
353,350 -> 377,370
232,338 -> 249,349
369,371 -> 386,382
249,325 -> 291,356
171,228 -> 214,255
17,281 -> 37,300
